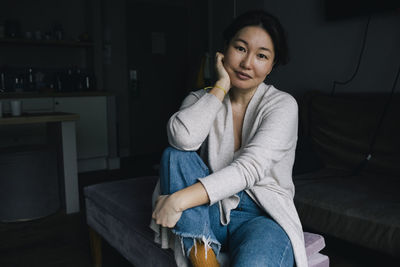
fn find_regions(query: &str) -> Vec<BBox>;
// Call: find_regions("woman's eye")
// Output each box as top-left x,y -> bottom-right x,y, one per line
235,46 -> 246,52
258,54 -> 268,59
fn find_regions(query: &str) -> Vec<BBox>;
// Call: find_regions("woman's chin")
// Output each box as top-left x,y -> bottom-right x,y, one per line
231,81 -> 258,91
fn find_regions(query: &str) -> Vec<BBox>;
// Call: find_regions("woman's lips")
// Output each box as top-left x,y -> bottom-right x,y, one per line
235,71 -> 251,80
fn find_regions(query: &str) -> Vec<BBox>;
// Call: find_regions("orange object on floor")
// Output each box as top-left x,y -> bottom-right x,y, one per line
189,240 -> 220,267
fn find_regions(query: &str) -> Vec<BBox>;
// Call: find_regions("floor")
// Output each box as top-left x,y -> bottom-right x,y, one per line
0,155 -> 398,267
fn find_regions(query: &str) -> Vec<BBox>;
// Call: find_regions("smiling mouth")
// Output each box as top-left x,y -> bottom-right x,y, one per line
235,71 -> 252,80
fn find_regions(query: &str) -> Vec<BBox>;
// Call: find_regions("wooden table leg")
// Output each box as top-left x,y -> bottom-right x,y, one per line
47,121 -> 79,214
60,121 -> 79,213
89,227 -> 102,267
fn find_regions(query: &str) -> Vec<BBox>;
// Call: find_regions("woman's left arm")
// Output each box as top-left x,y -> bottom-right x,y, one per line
152,182 -> 209,228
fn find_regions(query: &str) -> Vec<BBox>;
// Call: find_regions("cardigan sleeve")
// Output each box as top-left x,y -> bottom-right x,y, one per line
167,90 -> 223,151
198,95 -> 298,205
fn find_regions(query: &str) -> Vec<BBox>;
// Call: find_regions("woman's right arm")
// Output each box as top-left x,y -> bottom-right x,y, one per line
167,91 -> 222,151
167,53 -> 231,151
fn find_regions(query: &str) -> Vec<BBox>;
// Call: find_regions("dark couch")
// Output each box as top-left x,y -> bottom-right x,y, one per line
84,176 -> 329,266
293,91 -> 400,257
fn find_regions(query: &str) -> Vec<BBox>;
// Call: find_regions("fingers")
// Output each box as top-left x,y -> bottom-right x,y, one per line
216,52 -> 224,65
155,195 -> 166,205
151,195 -> 173,227
152,195 -> 168,219
215,52 -> 226,75
214,52 -> 231,91
151,195 -> 182,228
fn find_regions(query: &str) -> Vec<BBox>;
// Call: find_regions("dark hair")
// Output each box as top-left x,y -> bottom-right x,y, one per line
223,10 -> 289,66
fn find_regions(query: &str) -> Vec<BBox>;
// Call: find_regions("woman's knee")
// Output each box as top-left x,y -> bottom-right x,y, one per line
161,146 -> 180,161
160,146 -> 209,194
161,147 -> 208,173
161,146 -> 196,163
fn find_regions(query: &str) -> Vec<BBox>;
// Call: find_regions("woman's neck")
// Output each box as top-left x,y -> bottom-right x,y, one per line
229,86 -> 258,107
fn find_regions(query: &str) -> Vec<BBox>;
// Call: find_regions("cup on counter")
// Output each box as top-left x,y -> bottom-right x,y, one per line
25,31 -> 33,39
35,30 -> 42,40
11,100 -> 22,116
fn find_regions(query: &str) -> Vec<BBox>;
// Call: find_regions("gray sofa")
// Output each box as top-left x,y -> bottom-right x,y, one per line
85,176 -> 176,267
293,92 -> 400,257
84,176 -> 329,266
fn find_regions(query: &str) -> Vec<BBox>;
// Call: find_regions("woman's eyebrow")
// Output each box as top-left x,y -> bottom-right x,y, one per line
234,38 -> 248,45
260,47 -> 272,53
234,38 -> 272,53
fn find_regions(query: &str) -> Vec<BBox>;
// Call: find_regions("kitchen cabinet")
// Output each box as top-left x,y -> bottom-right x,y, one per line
0,94 -> 114,172
16,97 -> 54,112
54,96 -> 108,160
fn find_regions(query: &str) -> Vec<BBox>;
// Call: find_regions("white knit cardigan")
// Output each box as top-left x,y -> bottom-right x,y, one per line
150,83 -> 308,267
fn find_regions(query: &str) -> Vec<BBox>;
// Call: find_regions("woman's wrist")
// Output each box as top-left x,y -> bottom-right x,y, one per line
215,79 -> 230,92
171,183 -> 210,212
170,192 -> 185,212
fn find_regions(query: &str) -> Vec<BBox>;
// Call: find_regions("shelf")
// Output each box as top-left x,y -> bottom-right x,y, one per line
0,112 -> 79,126
0,38 -> 93,48
0,91 -> 111,99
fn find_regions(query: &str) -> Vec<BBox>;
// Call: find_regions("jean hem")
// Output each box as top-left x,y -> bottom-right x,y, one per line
172,229 -> 221,259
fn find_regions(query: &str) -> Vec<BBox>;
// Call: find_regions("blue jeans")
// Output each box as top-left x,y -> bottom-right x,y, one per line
160,147 -> 294,267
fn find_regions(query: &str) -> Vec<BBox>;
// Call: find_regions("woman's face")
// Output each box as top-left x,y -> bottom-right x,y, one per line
224,26 -> 275,91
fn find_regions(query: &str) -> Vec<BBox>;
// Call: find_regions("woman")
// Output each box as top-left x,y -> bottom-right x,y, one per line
150,10 -> 308,267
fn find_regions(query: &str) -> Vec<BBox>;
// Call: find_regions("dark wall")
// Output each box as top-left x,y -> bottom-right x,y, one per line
5,0 -> 397,159
208,0 -> 400,96
108,0 -> 400,158
261,0 -> 400,96
126,2 -> 186,156
125,0 -> 209,157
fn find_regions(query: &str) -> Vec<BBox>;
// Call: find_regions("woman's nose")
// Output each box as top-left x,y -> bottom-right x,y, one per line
240,55 -> 252,69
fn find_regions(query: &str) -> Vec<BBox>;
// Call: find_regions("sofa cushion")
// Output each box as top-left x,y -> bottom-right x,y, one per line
294,169 -> 400,256
84,176 -> 177,267
85,176 -> 158,232
304,232 -> 326,256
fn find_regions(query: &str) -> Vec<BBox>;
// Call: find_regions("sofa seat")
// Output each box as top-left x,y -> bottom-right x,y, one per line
294,168 -> 400,256
85,176 -> 176,266
293,92 -> 400,258
85,176 -> 329,266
